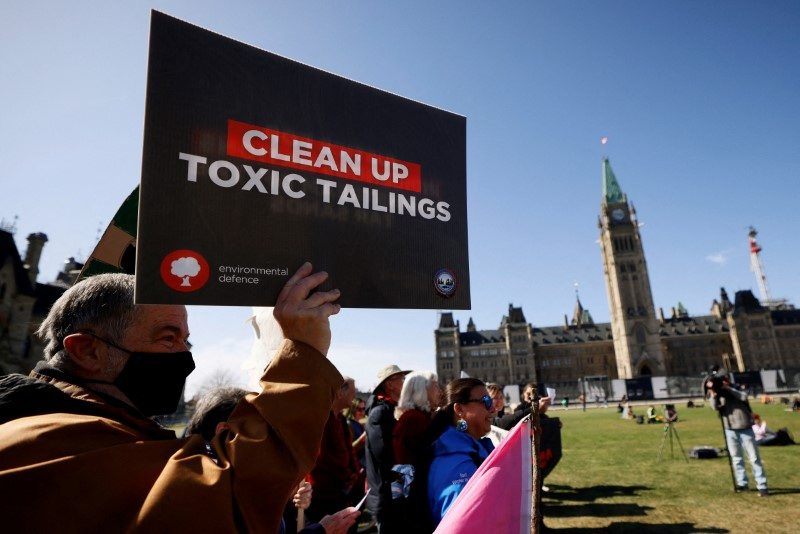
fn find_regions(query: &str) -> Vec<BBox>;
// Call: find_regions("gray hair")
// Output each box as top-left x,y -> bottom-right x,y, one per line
36,274 -> 140,368
184,386 -> 249,441
486,383 -> 503,397
340,376 -> 355,393
395,370 -> 436,419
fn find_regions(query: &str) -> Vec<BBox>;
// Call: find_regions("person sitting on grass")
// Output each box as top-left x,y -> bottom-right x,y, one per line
646,406 -> 658,424
752,413 -> 795,447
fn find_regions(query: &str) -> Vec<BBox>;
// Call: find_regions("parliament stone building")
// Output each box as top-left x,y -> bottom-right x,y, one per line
435,160 -> 800,395
0,227 -> 80,375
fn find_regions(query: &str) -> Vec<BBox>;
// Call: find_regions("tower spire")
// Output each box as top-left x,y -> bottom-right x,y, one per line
572,296 -> 584,326
598,159 -> 665,378
602,158 -> 624,203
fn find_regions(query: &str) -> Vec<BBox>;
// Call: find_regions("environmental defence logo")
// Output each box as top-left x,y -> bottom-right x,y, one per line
160,249 -> 210,292
433,268 -> 457,298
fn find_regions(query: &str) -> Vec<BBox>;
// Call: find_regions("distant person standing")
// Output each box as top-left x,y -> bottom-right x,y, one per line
308,377 -> 361,530
345,397 -> 368,507
706,371 -> 769,496
365,364 -> 410,533
347,398 -> 367,470
497,382 -> 551,431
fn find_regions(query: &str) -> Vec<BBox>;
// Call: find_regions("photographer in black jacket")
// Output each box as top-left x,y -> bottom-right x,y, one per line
706,370 -> 769,496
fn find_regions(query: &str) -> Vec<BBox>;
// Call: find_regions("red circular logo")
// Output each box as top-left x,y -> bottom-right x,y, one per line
160,249 -> 210,292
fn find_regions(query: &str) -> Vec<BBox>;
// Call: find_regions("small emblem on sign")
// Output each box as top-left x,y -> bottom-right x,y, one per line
160,249 -> 210,292
433,268 -> 457,298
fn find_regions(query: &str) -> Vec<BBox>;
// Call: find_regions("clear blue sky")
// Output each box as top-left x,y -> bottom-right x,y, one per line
2,1 -> 798,397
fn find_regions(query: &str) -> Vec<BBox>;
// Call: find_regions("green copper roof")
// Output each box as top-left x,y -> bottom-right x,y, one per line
603,158 -> 624,203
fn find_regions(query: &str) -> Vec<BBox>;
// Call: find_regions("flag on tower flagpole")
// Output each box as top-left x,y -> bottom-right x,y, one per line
434,416 -> 533,534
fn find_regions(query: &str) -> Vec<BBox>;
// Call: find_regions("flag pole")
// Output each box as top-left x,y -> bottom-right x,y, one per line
530,387 -> 542,534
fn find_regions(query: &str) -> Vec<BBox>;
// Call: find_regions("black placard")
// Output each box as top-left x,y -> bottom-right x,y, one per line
136,12 -> 469,309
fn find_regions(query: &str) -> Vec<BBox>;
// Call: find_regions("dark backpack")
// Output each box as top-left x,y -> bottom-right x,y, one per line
688,446 -> 721,459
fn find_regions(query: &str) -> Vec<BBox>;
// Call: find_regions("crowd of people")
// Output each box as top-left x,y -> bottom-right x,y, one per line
0,264 -> 546,533
7,259 -> 788,531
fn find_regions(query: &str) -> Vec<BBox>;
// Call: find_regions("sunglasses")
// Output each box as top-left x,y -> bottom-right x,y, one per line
465,395 -> 493,410
356,406 -> 366,412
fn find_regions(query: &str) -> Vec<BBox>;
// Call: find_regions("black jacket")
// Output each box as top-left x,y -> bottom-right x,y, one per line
365,394 -> 397,514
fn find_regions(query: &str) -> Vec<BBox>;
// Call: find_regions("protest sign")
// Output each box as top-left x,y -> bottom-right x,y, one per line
136,11 -> 469,309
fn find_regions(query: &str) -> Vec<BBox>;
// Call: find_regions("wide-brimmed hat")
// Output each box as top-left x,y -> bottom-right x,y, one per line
373,364 -> 411,395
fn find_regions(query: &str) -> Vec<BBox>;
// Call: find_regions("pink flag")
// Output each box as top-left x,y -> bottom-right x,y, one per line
601,137 -> 609,145
434,416 -> 532,533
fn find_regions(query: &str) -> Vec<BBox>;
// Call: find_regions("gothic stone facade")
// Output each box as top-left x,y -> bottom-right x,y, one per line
0,229 -> 77,375
435,292 -> 800,393
434,160 -> 800,392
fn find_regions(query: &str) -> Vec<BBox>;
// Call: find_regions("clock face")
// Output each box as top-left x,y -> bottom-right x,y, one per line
612,208 -> 626,221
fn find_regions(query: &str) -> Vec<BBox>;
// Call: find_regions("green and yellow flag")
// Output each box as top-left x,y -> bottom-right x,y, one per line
77,187 -> 138,282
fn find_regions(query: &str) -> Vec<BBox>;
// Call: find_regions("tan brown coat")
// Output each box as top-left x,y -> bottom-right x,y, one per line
0,340 -> 341,533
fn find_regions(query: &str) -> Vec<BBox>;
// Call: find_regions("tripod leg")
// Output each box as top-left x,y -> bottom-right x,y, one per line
671,424 -> 689,462
669,424 -> 675,458
657,424 -> 669,462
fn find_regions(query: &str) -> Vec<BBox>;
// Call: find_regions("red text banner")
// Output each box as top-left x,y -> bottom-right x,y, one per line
226,119 -> 422,192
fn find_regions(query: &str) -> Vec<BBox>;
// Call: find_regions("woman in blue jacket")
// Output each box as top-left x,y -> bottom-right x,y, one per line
426,378 -> 496,527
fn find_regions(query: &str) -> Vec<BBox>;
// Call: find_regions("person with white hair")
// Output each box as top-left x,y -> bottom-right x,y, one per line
390,371 -> 440,533
393,371 -> 440,465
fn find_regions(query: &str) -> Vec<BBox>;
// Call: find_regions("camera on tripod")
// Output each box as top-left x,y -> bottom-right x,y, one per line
706,375 -> 725,392
704,365 -> 727,394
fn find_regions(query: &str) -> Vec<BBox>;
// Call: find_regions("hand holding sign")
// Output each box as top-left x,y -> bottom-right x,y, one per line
136,13 -> 469,310
273,262 -> 341,355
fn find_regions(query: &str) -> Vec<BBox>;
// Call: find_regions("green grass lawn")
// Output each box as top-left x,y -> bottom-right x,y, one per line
541,402 -> 800,533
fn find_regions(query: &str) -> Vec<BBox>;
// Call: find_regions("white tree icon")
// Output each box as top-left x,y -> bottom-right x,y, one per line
171,256 -> 202,287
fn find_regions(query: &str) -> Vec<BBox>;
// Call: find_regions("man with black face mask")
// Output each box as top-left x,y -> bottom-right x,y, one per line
0,262 -> 343,532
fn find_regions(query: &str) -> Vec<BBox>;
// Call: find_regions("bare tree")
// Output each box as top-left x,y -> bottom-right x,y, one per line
192,368 -> 246,401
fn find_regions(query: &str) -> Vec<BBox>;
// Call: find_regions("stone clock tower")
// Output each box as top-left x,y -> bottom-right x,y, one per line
598,158 -> 665,378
